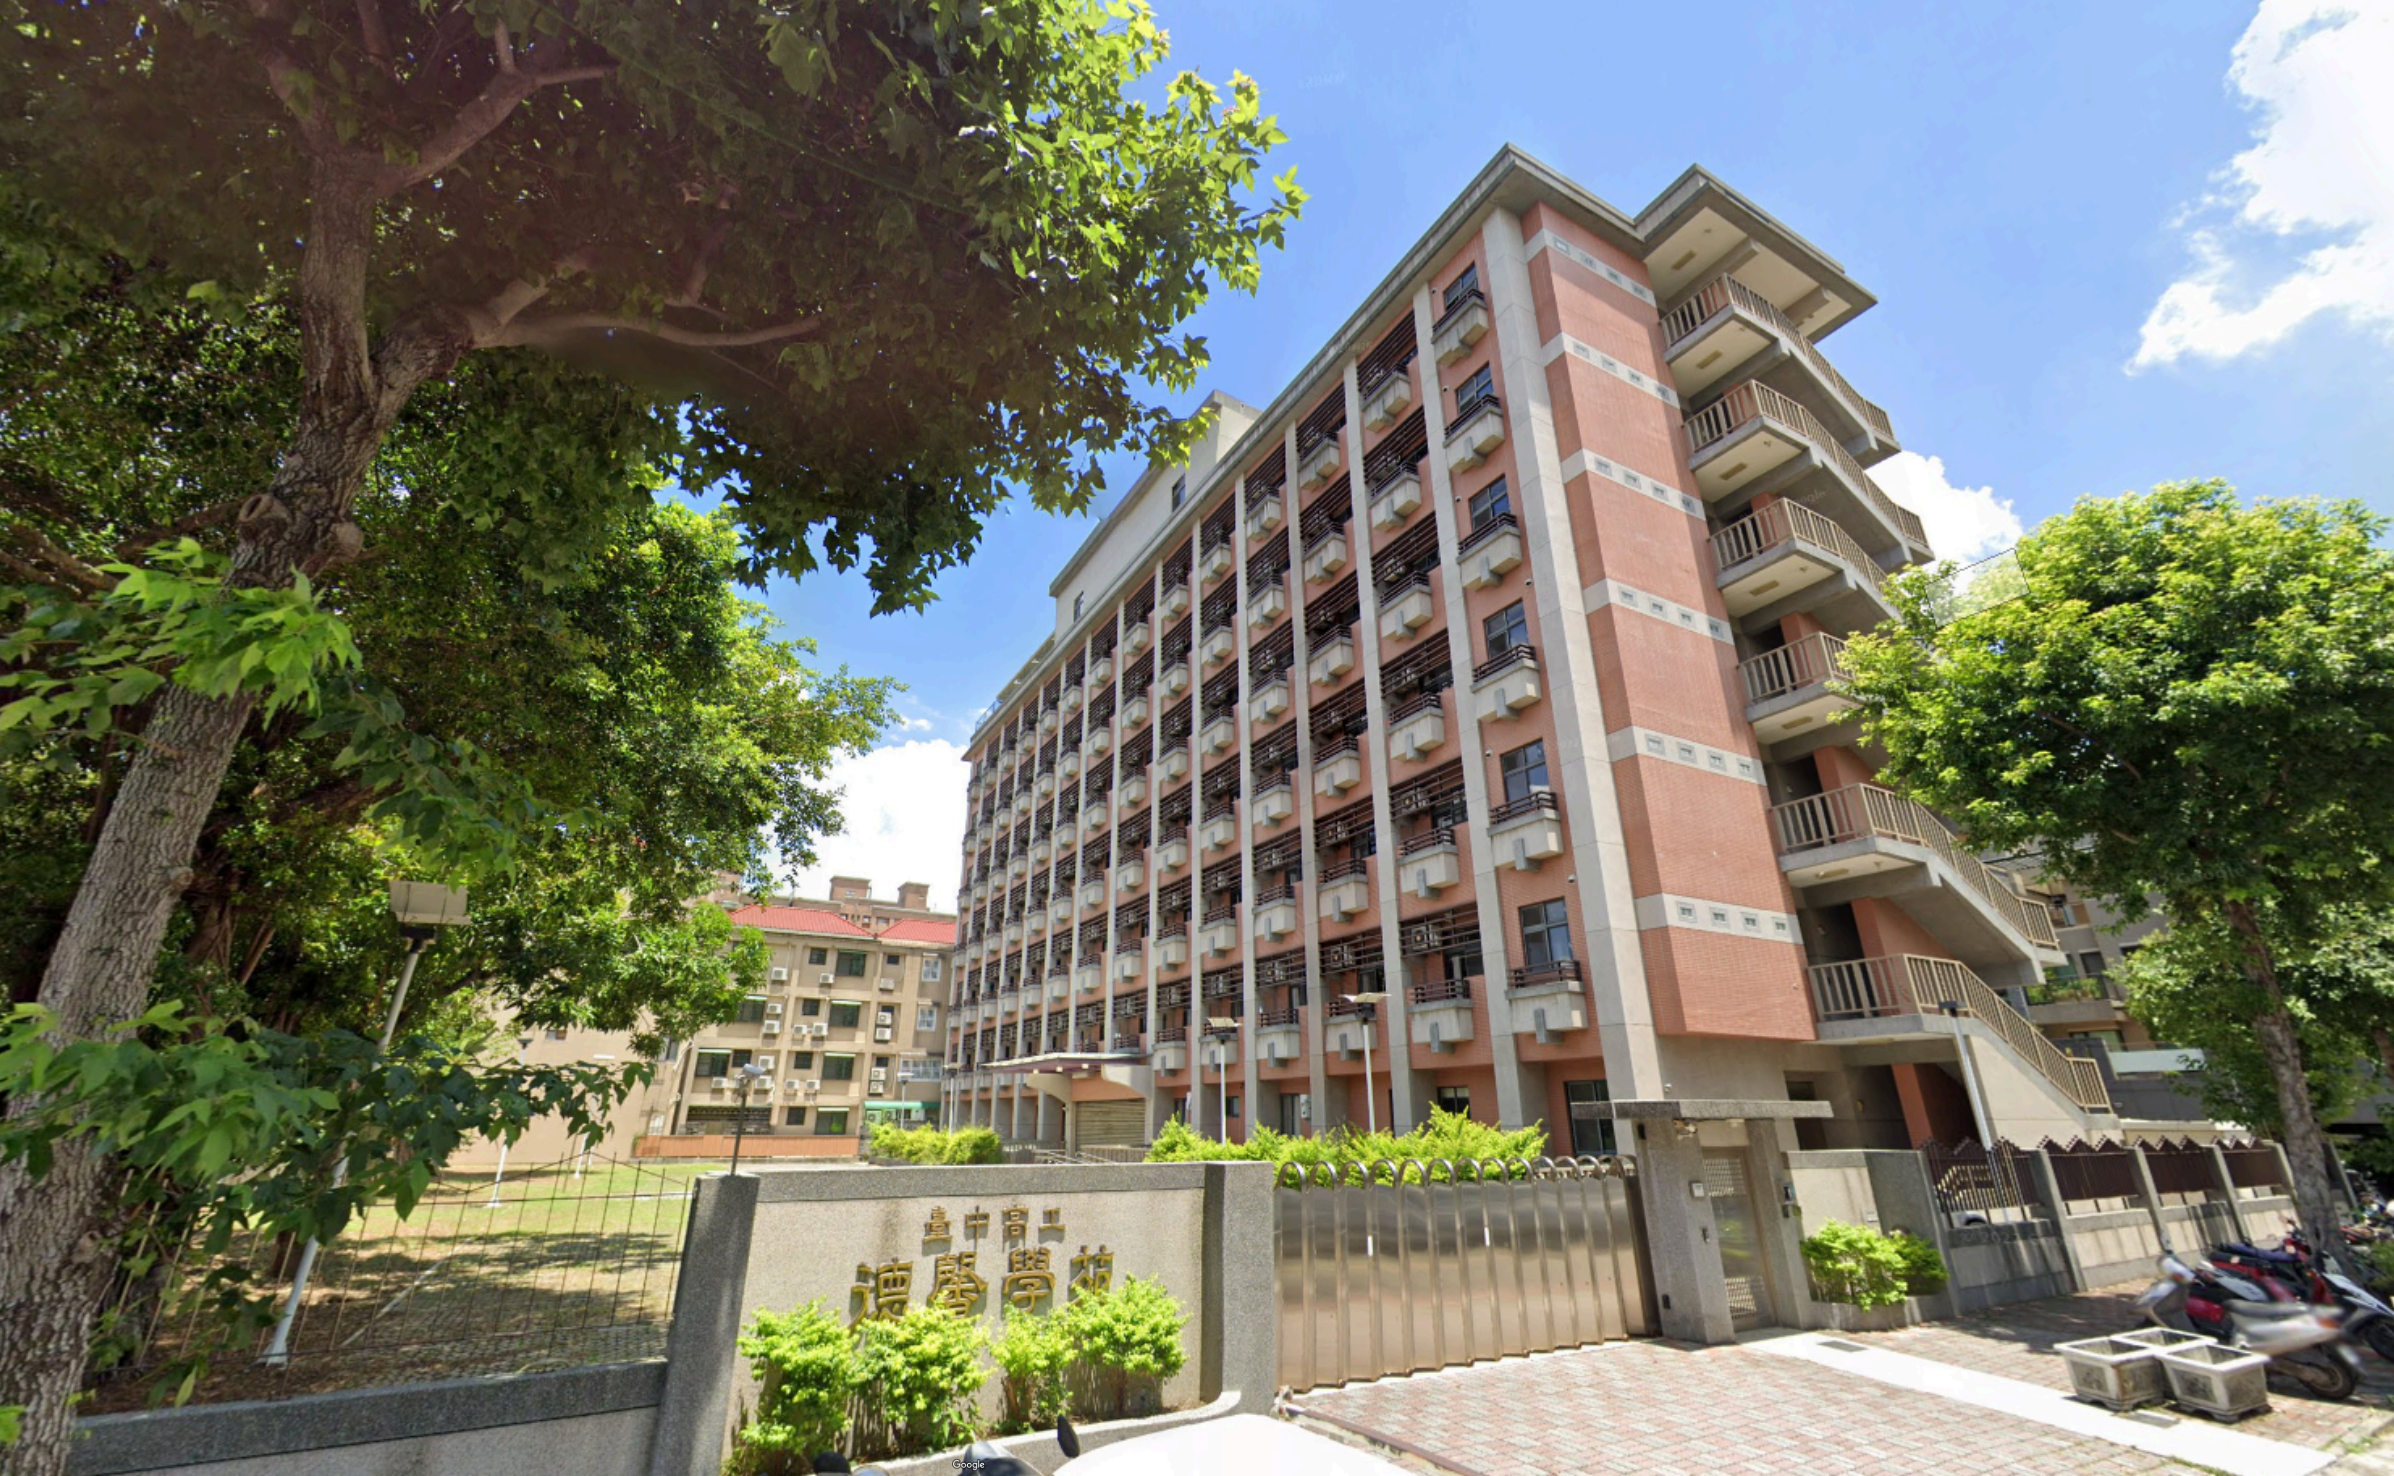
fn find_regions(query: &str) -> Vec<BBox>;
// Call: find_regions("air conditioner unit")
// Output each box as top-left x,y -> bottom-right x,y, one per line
756,1055 -> 775,1071
878,979 -> 897,991
818,972 -> 837,985
762,1019 -> 782,1034
869,1068 -> 888,1082
868,1082 -> 887,1096
874,1028 -> 893,1042
785,1079 -> 804,1092
804,1079 -> 821,1092
712,1076 -> 731,1089
764,1000 -> 783,1014
769,967 -> 788,982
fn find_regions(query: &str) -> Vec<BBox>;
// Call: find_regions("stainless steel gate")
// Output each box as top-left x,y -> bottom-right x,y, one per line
1273,1156 -> 1652,1391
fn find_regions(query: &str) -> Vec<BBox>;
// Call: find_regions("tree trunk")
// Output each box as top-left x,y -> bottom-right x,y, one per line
2227,904 -> 2360,1281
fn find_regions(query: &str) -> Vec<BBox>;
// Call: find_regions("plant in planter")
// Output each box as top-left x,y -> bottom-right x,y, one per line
1061,1276 -> 1187,1419
1801,1220 -> 1908,1309
729,1301 -> 863,1475
852,1305 -> 990,1459
1888,1231 -> 1949,1297
990,1309 -> 1075,1433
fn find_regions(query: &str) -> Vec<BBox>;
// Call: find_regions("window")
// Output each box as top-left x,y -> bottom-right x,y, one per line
1434,1085 -> 1472,1118
800,997 -> 823,1017
884,952 -> 903,968
1519,899 -> 1575,969
735,995 -> 769,1024
807,947 -> 828,966
1444,948 -> 1483,983
1225,1094 -> 1242,1119
830,1000 -> 863,1029
1442,262 -> 1480,314
784,1106 -> 808,1126
790,1051 -> 814,1070
1482,601 -> 1529,657
1171,475 -> 1188,511
922,956 -> 943,982
816,1108 -> 851,1135
1499,740 -> 1549,803
836,950 -> 868,977
1454,364 -> 1495,414
1466,477 -> 1511,530
873,1054 -> 892,1071
917,1005 -> 939,1031
823,1053 -> 858,1081
1074,593 -> 1086,620
1565,1080 -> 1617,1155
543,1026 -> 569,1041
694,1049 -> 733,1079
2077,951 -> 2106,979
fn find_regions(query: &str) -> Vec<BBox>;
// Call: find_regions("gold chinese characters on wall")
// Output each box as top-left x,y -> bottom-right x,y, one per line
850,1203 -> 1116,1323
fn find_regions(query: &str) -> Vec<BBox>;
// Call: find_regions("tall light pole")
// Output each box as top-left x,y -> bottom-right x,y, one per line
486,1033 -> 535,1208
728,1061 -> 772,1175
1344,991 -> 1388,1135
1206,1015 -> 1237,1140
264,881 -> 468,1366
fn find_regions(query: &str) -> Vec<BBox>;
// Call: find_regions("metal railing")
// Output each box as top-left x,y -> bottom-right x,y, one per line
1662,273 -> 1896,444
1259,1007 -> 1303,1028
1509,958 -> 1583,990
1683,380 -> 1926,550
1808,954 -> 2108,1110
1771,784 -> 2061,948
1738,632 -> 1850,706
1399,826 -> 1458,857
1488,789 -> 1560,827
1457,510 -> 1518,556
1410,976 -> 1472,1005
1472,642 -> 1538,685
1444,394 -> 1503,442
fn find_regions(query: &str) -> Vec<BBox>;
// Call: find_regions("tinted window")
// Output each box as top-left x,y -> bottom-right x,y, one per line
836,950 -> 868,976
823,1053 -> 858,1081
1467,477 -> 1511,529
1519,899 -> 1574,969
1483,601 -> 1529,656
1442,263 -> 1480,313
1455,364 -> 1495,412
1500,740 -> 1549,803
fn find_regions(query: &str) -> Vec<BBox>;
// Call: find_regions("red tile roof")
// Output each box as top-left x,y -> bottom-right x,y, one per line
877,917 -> 959,945
726,906 -> 957,945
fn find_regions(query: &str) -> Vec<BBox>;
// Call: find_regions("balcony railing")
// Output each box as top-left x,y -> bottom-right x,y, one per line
1684,380 -> 1925,551
1457,511 -> 1519,558
1388,688 -> 1445,725
1410,976 -> 1472,1006
1317,856 -> 1370,883
1398,825 -> 1457,857
1810,953 -> 2109,1111
1508,959 -> 1582,990
1445,394 -> 1502,442
1472,641 -> 1538,685
1739,632 -> 1851,706
1112,1032 -> 1144,1052
1488,789 -> 1560,827
1771,784 -> 2061,948
1259,1007 -> 1302,1028
1662,273 -> 1896,445
1709,499 -> 1888,602
1155,1025 -> 1188,1044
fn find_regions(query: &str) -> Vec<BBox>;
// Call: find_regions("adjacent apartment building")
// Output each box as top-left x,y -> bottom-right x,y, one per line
941,145 -> 2176,1159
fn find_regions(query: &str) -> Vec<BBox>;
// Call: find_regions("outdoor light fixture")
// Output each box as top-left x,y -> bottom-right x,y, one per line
728,1061 -> 774,1176
1206,1015 -> 1238,1138
1343,991 -> 1388,1135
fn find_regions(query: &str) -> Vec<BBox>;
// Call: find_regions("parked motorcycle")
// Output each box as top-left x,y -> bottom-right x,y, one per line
2136,1253 -> 2362,1401
2211,1236 -> 2394,1365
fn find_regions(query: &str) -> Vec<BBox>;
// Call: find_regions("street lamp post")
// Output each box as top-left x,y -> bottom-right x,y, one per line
1206,1015 -> 1237,1140
263,881 -> 468,1367
728,1061 -> 772,1175
486,1033 -> 534,1208
1343,991 -> 1388,1135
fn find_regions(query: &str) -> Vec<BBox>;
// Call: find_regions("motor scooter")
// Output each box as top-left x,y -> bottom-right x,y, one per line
2212,1235 -> 2394,1364
2136,1253 -> 2361,1401
812,1410 -> 1418,1475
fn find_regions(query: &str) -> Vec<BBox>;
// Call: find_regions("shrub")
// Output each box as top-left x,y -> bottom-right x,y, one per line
1061,1275 -> 1187,1419
1145,1108 -> 1547,1181
989,1309 -> 1074,1433
870,1124 -> 1005,1165
729,1301 -> 862,1474
1801,1220 -> 1909,1309
1888,1231 -> 1948,1296
851,1305 -> 988,1459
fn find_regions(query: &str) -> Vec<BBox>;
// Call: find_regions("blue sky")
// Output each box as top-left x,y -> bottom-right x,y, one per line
775,0 -> 2394,906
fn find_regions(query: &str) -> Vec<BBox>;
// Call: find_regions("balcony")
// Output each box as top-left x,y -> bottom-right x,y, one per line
1082,797 -> 1110,829
1116,857 -> 1146,893
1035,771 -> 1057,800
1161,663 -> 1192,699
1160,833 -> 1191,872
1661,271 -> 1898,461
1318,857 -> 1372,922
1362,369 -> 1414,431
1256,885 -> 1300,940
1810,954 -> 2110,1112
1739,632 -> 1855,754
1054,817 -> 1078,847
1506,959 -> 1586,1042
1200,909 -> 1240,956
1409,975 -> 1475,1053
1772,785 -> 2065,965
1303,528 -> 1349,584
1387,689 -> 1447,763
1709,499 -> 1894,632
1112,1030 -> 1146,1054
1255,1009 -> 1304,1065
1160,748 -> 1191,782
1398,827 -> 1461,897
1253,781 -> 1294,830
1250,677 -> 1290,728
999,987 -> 1021,1016
1444,398 -> 1507,476
1008,851 -> 1030,880
1683,380 -> 1929,562
1063,682 -> 1084,714
1432,288 -> 1489,365
1378,573 -> 1435,641
1074,961 -> 1102,995
1369,469 -> 1422,531
1458,513 -> 1523,590
1471,643 -> 1541,722
1090,653 -> 1114,686
1157,931 -> 1191,968
1120,771 -> 1148,808
1013,790 -> 1033,818
1312,736 -> 1363,797
1487,789 -> 1564,869
1249,490 -> 1285,539
1049,897 -> 1075,928
1153,1029 -> 1189,1073
1046,972 -> 1070,1002
1200,713 -> 1236,756
1200,627 -> 1235,668
1059,747 -> 1082,781
1113,945 -> 1144,982
1200,807 -> 1239,852
1308,632 -> 1356,687
1079,878 -> 1107,911
1039,707 -> 1059,736
1297,435 -> 1342,493
1122,620 -> 1151,657
1200,539 -> 1235,586
1248,581 -> 1287,630
1122,693 -> 1151,730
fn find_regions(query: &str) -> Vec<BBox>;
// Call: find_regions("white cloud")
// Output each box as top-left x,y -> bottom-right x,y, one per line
786,739 -> 968,911
2132,0 -> 2394,368
1869,451 -> 2023,563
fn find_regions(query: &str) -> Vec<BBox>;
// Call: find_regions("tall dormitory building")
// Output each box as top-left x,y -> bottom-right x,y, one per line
942,148 -> 2131,1157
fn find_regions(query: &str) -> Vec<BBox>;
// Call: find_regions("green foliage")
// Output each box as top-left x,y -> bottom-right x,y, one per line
1144,1107 -> 1548,1181
870,1124 -> 1004,1165
1059,1276 -> 1186,1419
988,1309 -> 1073,1434
1888,1231 -> 1949,1296
732,1301 -> 864,1474
1801,1221 -> 1911,1309
2356,1239 -> 2394,1297
853,1306 -> 988,1459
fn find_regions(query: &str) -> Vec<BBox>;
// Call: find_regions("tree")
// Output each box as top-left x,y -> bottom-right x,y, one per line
1842,481 -> 2394,1274
0,3 -> 1298,1458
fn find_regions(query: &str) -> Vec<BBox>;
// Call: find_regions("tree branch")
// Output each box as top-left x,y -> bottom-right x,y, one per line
1,520 -> 110,595
481,312 -> 822,351
377,55 -> 617,194
114,499 -> 248,560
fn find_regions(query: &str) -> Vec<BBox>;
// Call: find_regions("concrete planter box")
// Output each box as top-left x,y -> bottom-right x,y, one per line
1160,748 -> 1190,780
1461,525 -> 1524,589
1089,654 -> 1113,686
1200,814 -> 1237,851
1161,663 -> 1191,699
1159,836 -> 1190,872
1378,584 -> 1434,640
1120,774 -> 1148,807
1253,786 -> 1293,828
1250,678 -> 1290,726
1444,400 -> 1507,475
1308,634 -> 1356,687
1303,531 -> 1348,584
1122,694 -> 1150,729
2157,1342 -> 2271,1421
1369,471 -> 1423,531
1363,371 -> 1413,430
1248,491 -> 1285,537
2056,1334 -> 2171,1411
1200,541 -> 1235,585
1046,899 -> 1071,926
1247,583 -> 1287,629
1434,297 -> 1490,364
1122,620 -> 1151,657
1200,628 -> 1236,668
1157,935 -> 1190,968
1313,749 -> 1362,797
1296,437 -> 1342,493
1161,585 -> 1191,621
1256,897 -> 1299,940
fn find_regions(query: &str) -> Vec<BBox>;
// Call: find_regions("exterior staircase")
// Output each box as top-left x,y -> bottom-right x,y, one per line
1810,953 -> 2112,1117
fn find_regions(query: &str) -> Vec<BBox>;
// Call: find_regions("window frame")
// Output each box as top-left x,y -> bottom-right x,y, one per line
1482,600 -> 1529,657
835,950 -> 869,977
1499,739 -> 1549,804
1518,898 -> 1575,969
829,1000 -> 864,1029
1466,477 -> 1510,530
822,1052 -> 858,1082
815,1107 -> 851,1135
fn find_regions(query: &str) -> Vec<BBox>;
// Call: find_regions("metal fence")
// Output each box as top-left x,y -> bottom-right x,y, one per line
1920,1139 -> 2043,1222
2041,1138 -> 2144,1211
84,1155 -> 694,1413
2220,1140 -> 2289,1196
1273,1156 -> 1651,1392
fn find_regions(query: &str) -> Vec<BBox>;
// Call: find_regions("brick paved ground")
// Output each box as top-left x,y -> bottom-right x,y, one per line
1292,1339 -> 2208,1476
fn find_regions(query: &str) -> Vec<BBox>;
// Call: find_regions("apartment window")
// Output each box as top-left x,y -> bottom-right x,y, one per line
800,997 -> 823,1017
1454,364 -> 1495,415
735,995 -> 769,1024
790,1051 -> 814,1070
836,950 -> 868,977
784,1106 -> 808,1126
922,956 -> 943,982
830,1000 -> 864,1029
1466,477 -> 1510,530
1225,1094 -> 1242,1120
1442,262 -> 1480,314
807,947 -> 828,966
543,1026 -> 569,1041
1074,593 -> 1086,620
884,952 -> 903,968
1444,948 -> 1483,983
1499,740 -> 1549,803
873,1054 -> 892,1072
1565,1080 -> 1617,1155
917,1005 -> 939,1031
1171,476 -> 1188,511
816,1108 -> 851,1135
694,1049 -> 733,1079
1434,1085 -> 1472,1118
1482,600 -> 1529,657
823,1053 -> 858,1082
1519,899 -> 1574,969
2077,951 -> 2106,979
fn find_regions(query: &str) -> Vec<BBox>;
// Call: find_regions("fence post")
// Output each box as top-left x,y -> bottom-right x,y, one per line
2204,1144 -> 2251,1245
2027,1149 -> 2087,1293
2127,1143 -> 2172,1253
647,1172 -> 759,1476
1200,1161 -> 1279,1405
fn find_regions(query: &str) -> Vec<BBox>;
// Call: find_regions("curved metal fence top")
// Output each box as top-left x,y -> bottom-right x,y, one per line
1271,1154 -> 1635,1188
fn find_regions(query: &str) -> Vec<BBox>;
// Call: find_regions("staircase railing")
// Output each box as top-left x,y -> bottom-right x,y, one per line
1810,953 -> 2110,1111
1771,783 -> 2062,948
